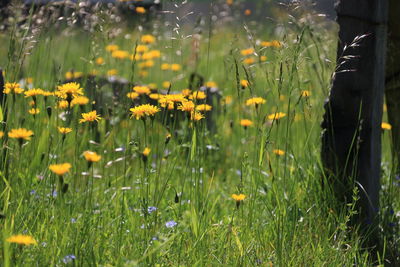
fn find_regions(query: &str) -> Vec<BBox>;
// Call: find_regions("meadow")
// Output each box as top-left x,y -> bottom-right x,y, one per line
0,1 -> 399,266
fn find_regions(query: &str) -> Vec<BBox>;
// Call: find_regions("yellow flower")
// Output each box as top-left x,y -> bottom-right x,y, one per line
136,6 -> 146,14
106,44 -> 119,52
56,82 -> 84,99
3,82 -> 24,94
240,48 -> 254,56
130,104 -> 160,120
171,64 -> 181,71
49,163 -> 72,176
0,131 -> 4,138
58,127 -> 72,134
260,55 -> 267,62
190,91 -> 207,100
240,119 -> 253,127
243,57 -> 255,65
141,34 -> 156,44
83,151 -> 101,162
162,81 -> 171,89
190,111 -> 205,121
127,92 -> 140,100
71,96 -> 89,106
273,149 -> 285,156
57,100 -> 69,109
142,147 -> 151,157
149,93 -> 162,100
133,85 -> 151,95
24,88 -> 44,98
107,69 -> 118,76
178,101 -> 195,112
26,77 -> 33,84
222,95 -> 233,105
205,81 -> 217,88
231,194 -> 246,201
181,89 -> 192,97
245,97 -> 266,106
6,235 -> 37,246
28,108 -> 40,115
96,57 -> 105,65
8,128 -> 34,140
65,71 -> 83,80
240,80 -> 249,88
267,112 -> 286,120
382,122 -> 392,130
79,110 -> 102,123
261,40 -> 281,48
135,44 -> 149,53
196,104 -> 212,112
161,63 -> 170,70
112,50 -> 129,59
300,90 -> 311,97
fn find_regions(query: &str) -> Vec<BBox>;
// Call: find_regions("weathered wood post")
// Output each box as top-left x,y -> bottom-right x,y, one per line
321,0 -> 388,233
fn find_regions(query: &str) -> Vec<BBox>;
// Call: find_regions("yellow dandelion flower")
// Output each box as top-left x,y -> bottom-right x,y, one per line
79,110 -> 102,123
42,91 -> 54,97
106,44 -> 119,52
178,101 -> 195,112
205,81 -> 217,88
65,71 -> 82,80
112,50 -> 129,59
3,82 -> 24,94
107,69 -> 118,76
231,194 -> 246,201
57,100 -> 69,109
133,85 -> 151,95
56,82 -> 84,99
141,34 -> 156,44
190,91 -> 207,100
222,95 -> 233,105
26,77 -> 33,84
240,119 -> 253,127
240,48 -> 254,56
260,55 -> 267,62
267,112 -> 286,120
8,128 -> 34,140
135,44 -> 149,53
83,151 -> 101,162
142,147 -> 151,157
130,54 -> 141,61
58,127 -> 72,134
149,93 -> 162,100
171,63 -> 181,71
24,88 -> 44,98
161,63 -> 170,70
6,235 -> 37,246
181,88 -> 192,97
243,57 -> 255,65
245,97 -> 266,106
49,163 -> 72,176
127,92 -> 140,100
96,57 -> 105,65
382,122 -> 392,130
196,104 -> 212,111
162,81 -> 171,89
273,149 -> 285,156
28,108 -> 40,115
136,6 -> 146,14
240,79 -> 249,88
190,111 -> 205,121
300,90 -> 311,97
71,96 -> 89,106
130,104 -> 160,120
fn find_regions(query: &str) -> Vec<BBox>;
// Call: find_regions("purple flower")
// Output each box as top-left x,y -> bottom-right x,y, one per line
165,220 -> 177,228
147,206 -> 157,214
62,254 -> 76,264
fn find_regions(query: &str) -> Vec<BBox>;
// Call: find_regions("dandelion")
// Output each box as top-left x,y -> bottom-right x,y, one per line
57,100 -> 69,109
162,81 -> 171,89
106,44 -> 119,52
8,128 -> 34,141
240,80 -> 249,88
245,97 -> 266,106
24,88 -> 44,98
107,69 -> 118,76
260,55 -> 267,62
205,81 -> 217,88
6,235 -> 37,246
273,149 -> 285,156
382,122 -> 392,130
240,119 -> 253,128
58,127 -> 72,134
165,133 -> 172,144
28,108 -> 40,115
3,82 -> 24,94
171,64 -> 181,71
130,104 -> 160,120
142,147 -> 151,157
70,96 -> 89,106
267,112 -> 286,120
56,82 -> 84,100
112,50 -> 129,59
181,89 -> 192,97
196,104 -> 212,112
190,91 -> 207,100
96,57 -> 105,65
79,110 -> 102,123
178,101 -> 195,112
301,90 -> 311,97
83,151 -> 101,162
135,44 -> 148,53
65,71 -> 83,80
136,6 -> 146,14
240,48 -> 254,56
127,92 -> 139,100
161,63 -> 170,70
231,193 -> 246,208
191,111 -> 205,121
49,163 -> 72,176
141,34 -> 156,44
243,57 -> 255,65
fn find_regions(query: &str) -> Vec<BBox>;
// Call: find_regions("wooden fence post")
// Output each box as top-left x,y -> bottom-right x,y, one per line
321,0 -> 388,231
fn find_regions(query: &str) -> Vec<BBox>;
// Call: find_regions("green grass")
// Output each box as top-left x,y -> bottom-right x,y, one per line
0,1 -> 398,266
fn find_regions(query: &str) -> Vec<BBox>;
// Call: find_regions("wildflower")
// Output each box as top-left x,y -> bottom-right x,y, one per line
273,149 -> 285,156
56,82 -> 84,100
57,100 -> 69,109
177,101 -> 195,112
96,57 -> 105,65
8,128 -> 34,141
107,69 -> 118,76
133,85 -> 151,95
240,79 -> 249,88
245,97 -> 266,106
149,93 -> 162,100
382,122 -> 392,130
141,34 -> 156,44
300,90 -> 311,97
58,127 -> 72,134
161,63 -> 170,70
135,44 -> 148,53
42,91 -> 54,97
260,55 -> 267,62
165,133 -> 172,144
196,104 -> 212,112
130,54 -> 141,61
0,131 -> 4,138
243,57 -> 255,65
171,64 -> 181,71
28,108 -> 40,115
127,92 -> 139,100
106,44 -> 119,52
181,89 -> 191,97
240,48 -> 254,56
147,206 -> 157,213
6,235 -> 37,246
191,111 -> 205,121
244,9 -> 251,15
142,147 -> 151,157
112,50 -> 129,59
222,95 -> 233,105
49,163 -> 72,176
62,255 -> 76,264
70,96 -> 89,106
79,110 -> 102,123
83,151 -> 101,162
261,40 -> 281,48
240,119 -> 253,128
26,77 -> 33,84
190,91 -> 207,100
205,81 -> 217,88
231,193 -> 246,208
162,81 -> 171,89
136,6 -> 146,14
267,112 -> 286,120
130,104 -> 160,120
165,220 -> 177,228
65,71 -> 83,80
3,82 -> 24,94
24,88 -> 44,98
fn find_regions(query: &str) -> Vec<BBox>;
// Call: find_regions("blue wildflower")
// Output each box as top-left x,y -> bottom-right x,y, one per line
165,220 -> 177,228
